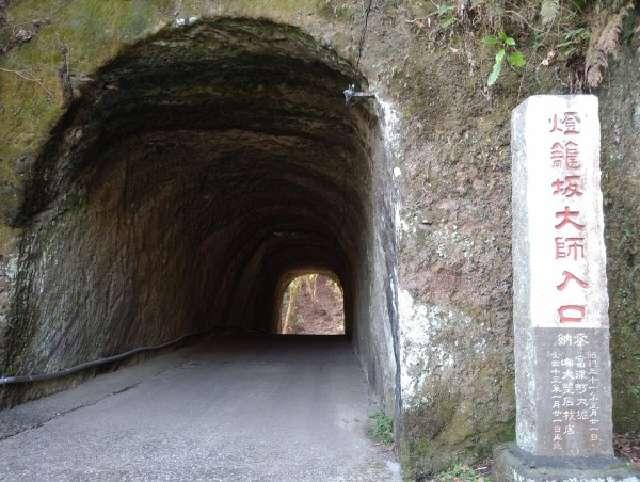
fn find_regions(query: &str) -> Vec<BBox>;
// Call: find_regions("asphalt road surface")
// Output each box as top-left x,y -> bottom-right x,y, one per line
0,336 -> 399,481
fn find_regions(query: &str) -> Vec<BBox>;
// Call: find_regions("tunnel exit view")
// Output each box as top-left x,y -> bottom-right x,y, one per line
278,273 -> 346,335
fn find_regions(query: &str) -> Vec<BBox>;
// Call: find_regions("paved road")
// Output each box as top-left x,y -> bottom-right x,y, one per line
0,336 -> 399,481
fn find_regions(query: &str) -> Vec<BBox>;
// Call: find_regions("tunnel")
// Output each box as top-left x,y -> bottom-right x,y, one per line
1,18 -> 399,411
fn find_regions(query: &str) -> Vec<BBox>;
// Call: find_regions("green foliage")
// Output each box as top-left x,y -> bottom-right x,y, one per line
621,8 -> 638,44
369,411 -> 394,446
571,0 -> 589,13
482,31 -> 526,86
435,3 -> 457,30
557,28 -> 591,56
435,463 -> 487,481
631,386 -> 640,400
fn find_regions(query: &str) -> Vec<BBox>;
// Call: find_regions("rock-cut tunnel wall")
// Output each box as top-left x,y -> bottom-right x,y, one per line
0,19 -> 399,413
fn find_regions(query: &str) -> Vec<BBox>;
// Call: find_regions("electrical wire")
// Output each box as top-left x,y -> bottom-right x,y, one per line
353,0 -> 374,84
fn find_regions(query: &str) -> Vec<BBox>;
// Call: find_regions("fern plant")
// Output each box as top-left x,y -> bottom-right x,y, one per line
436,463 -> 484,481
557,28 -> 591,56
369,411 -> 394,445
482,31 -> 526,86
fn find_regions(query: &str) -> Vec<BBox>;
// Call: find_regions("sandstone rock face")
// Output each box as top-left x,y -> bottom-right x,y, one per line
0,1 -> 637,478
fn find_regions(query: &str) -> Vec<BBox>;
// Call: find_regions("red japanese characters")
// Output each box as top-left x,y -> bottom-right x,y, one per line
548,112 -> 589,324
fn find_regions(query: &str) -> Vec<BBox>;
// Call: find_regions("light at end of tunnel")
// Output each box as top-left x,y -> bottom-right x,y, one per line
279,273 -> 345,336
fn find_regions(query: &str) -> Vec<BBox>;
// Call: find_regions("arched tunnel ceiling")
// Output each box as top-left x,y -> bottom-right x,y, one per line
4,17 -> 399,390
21,18 -> 375,223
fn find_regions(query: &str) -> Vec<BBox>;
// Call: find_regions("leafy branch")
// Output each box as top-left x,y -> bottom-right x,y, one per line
482,31 -> 526,86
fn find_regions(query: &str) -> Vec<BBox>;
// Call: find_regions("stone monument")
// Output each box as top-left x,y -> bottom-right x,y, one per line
494,95 -> 640,481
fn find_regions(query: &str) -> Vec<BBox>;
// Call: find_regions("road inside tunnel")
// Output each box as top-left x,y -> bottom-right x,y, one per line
0,336 -> 400,481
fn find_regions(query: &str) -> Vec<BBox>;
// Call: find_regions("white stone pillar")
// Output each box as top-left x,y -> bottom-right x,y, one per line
494,95 -> 639,481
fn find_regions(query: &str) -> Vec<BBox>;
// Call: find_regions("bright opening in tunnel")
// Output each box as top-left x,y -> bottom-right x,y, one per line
277,273 -> 345,335
2,18 -> 399,412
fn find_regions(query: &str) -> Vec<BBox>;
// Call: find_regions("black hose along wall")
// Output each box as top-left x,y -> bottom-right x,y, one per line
0,18 -> 399,411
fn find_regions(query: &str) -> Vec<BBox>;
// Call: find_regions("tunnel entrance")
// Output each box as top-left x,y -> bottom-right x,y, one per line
2,17 -> 399,413
277,272 -> 345,335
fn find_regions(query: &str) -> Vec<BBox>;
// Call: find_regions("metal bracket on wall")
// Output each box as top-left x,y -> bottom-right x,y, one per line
343,84 -> 376,106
